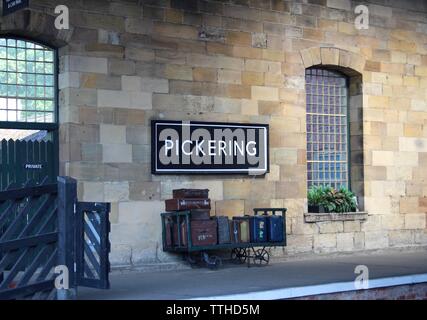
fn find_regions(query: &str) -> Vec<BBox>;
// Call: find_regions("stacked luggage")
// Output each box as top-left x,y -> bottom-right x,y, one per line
164,189 -> 217,247
164,189 -> 285,248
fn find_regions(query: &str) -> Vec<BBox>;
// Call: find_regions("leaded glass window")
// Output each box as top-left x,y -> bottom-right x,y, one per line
306,68 -> 349,189
0,38 -> 55,123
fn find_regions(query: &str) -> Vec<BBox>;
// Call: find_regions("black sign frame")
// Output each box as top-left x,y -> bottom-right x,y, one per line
151,120 -> 269,175
2,0 -> 29,16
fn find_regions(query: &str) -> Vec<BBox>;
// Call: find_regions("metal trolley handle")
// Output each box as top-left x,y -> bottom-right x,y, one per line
253,208 -> 287,216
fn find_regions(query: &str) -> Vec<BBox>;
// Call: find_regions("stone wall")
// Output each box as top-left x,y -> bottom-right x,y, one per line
1,0 -> 427,268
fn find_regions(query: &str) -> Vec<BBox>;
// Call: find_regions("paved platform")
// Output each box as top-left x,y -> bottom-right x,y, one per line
78,249 -> 427,300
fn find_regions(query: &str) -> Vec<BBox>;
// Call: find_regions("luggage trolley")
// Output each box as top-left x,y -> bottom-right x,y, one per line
161,208 -> 287,269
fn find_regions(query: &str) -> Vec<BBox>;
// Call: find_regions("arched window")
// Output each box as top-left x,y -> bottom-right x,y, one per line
0,38 -> 58,190
306,68 -> 349,189
0,38 -> 56,124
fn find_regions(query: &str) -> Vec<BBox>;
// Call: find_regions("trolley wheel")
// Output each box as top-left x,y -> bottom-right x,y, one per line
207,256 -> 222,270
253,248 -> 270,266
185,253 -> 198,268
231,248 -> 247,264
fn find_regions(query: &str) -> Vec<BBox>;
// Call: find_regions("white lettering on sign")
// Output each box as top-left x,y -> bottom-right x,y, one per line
153,121 -> 269,175
25,164 -> 43,169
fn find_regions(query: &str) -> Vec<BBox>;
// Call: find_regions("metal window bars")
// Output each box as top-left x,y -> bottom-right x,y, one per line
305,68 -> 349,190
0,38 -> 55,124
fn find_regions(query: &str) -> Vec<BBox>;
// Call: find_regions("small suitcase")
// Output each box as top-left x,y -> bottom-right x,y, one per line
191,219 -> 217,246
232,217 -> 250,243
231,220 -> 239,243
267,215 -> 284,242
165,216 -> 174,247
240,220 -> 250,243
190,209 -> 211,220
173,220 -> 188,247
165,198 -> 211,211
249,215 -> 268,243
173,189 -> 209,199
217,216 -> 231,244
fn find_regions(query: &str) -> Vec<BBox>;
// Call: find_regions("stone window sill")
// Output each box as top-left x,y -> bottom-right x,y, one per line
304,212 -> 368,223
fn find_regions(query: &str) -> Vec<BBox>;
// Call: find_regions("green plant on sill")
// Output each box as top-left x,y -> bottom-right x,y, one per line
308,185 -> 357,213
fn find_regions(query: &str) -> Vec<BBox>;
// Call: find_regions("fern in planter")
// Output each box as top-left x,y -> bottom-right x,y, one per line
308,185 -> 357,213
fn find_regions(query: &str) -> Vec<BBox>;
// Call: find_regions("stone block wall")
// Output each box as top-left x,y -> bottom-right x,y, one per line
1,0 -> 427,268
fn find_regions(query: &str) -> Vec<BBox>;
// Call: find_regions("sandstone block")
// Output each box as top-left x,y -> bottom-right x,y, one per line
100,124 -> 126,144
344,221 -> 361,232
371,151 -> 394,166
82,181 -> 104,202
337,232 -> 355,251
314,233 -> 337,249
320,47 -> 339,65
252,32 -> 267,48
153,22 -> 198,40
122,76 -> 141,91
241,99 -> 259,115
129,181 -> 161,201
389,230 -> 414,246
65,55 -> 108,74
141,78 -> 169,93
164,64 -> 193,80
218,69 -> 242,84
405,214 -> 426,229
193,67 -> 217,82
215,200 -> 245,218
104,181 -> 130,202
242,71 -> 264,86
59,72 -> 80,89
102,144 -> 132,163
365,231 -> 388,249
318,221 -> 344,234
286,235 -> 313,254
251,86 -> 279,101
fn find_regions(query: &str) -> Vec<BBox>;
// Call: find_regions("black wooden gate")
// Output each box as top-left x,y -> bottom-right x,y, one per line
0,179 -> 58,300
0,138 -> 56,191
0,176 -> 111,300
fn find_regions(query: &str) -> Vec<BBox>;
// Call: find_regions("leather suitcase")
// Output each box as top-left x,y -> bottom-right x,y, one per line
173,189 -> 209,199
165,198 -> 211,211
190,209 -> 211,220
217,216 -> 231,244
191,219 -> 217,246
249,215 -> 268,243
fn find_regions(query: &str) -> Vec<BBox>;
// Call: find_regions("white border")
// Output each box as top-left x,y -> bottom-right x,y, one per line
188,273 -> 427,300
154,122 -> 268,173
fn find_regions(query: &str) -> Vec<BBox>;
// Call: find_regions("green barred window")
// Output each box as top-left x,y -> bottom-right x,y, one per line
306,68 -> 349,189
0,38 -> 55,123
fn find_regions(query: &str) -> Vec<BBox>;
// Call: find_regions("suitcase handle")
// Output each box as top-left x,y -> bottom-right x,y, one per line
253,208 -> 287,216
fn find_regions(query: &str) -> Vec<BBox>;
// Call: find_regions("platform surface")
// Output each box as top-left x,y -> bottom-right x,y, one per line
78,248 -> 427,300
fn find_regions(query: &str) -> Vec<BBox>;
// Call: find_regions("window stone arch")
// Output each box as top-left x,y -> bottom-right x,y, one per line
0,9 -> 74,48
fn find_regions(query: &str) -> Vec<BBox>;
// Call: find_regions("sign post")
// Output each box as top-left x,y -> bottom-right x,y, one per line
152,120 -> 269,175
2,0 -> 29,16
